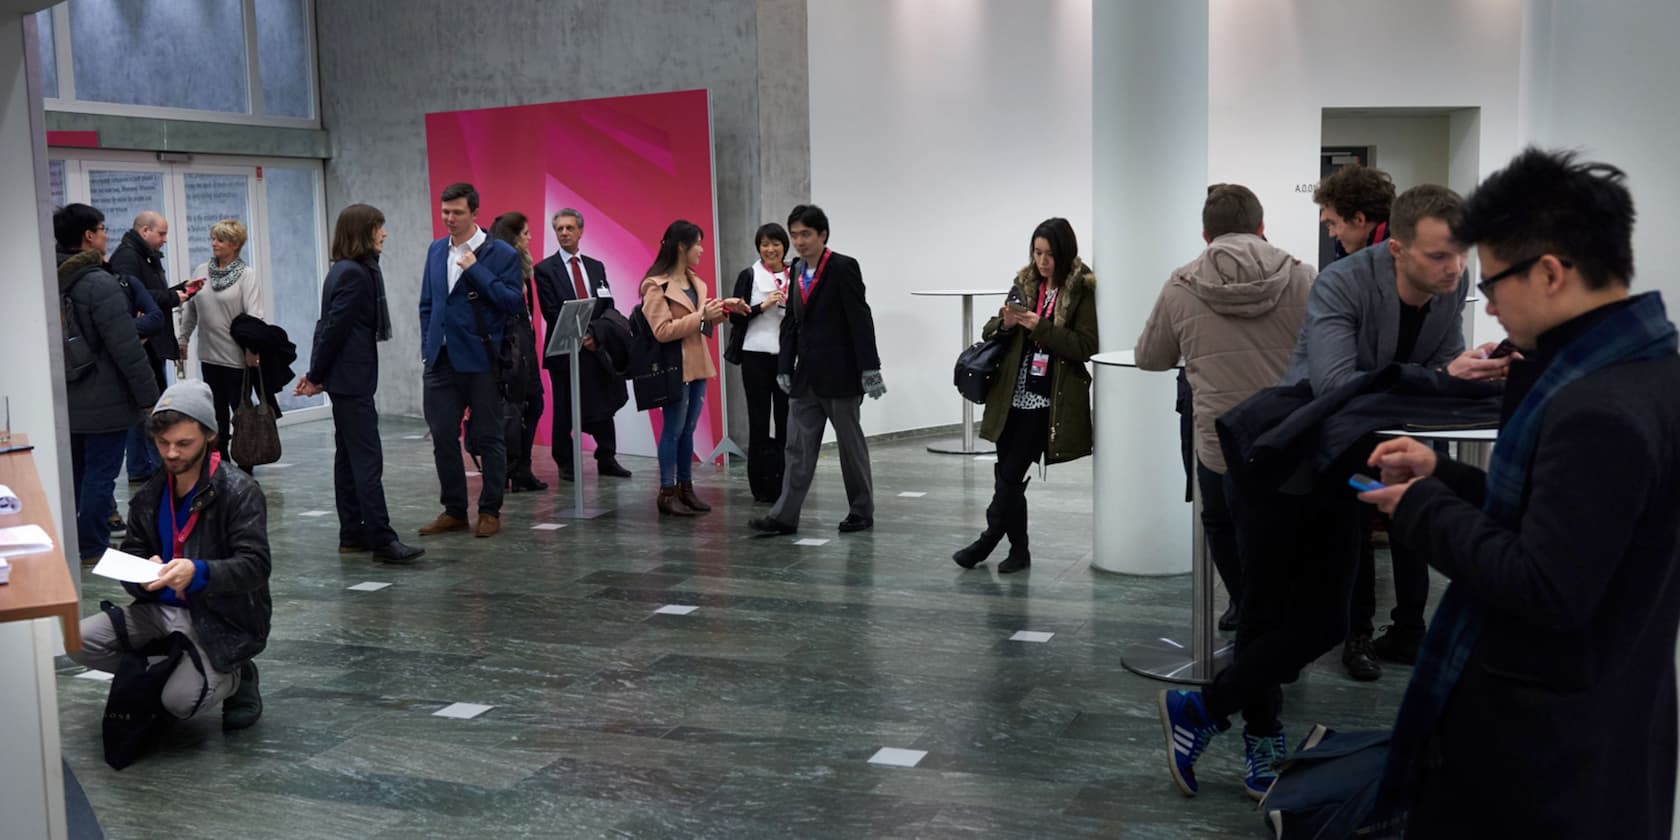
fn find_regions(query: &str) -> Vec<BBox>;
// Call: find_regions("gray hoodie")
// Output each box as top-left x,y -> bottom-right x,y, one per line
1134,233 -> 1315,472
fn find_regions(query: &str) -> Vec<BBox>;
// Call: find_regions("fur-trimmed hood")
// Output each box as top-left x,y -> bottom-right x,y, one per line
57,247 -> 104,288
1009,257 -> 1096,327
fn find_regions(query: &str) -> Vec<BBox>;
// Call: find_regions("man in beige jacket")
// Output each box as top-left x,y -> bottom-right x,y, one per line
1135,183 -> 1314,798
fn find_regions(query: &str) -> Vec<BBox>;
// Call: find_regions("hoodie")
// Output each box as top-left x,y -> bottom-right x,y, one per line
58,249 -> 161,433
1134,233 -> 1315,473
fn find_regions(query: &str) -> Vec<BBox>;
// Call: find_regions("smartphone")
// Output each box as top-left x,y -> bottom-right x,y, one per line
1005,301 -> 1031,313
1348,474 -> 1387,493
1487,339 -> 1519,359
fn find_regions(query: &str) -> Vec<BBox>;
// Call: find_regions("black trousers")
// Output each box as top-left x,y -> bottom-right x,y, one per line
548,363 -> 617,470
1196,463 -> 1243,609
996,406 -> 1048,486
329,392 -> 398,549
422,347 -> 505,518
511,387 -> 545,479
1349,508 -> 1430,636
1202,485 -> 1365,736
739,351 -> 789,496
201,361 -> 266,466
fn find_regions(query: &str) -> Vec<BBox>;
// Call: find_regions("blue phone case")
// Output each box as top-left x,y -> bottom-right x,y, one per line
1348,475 -> 1386,492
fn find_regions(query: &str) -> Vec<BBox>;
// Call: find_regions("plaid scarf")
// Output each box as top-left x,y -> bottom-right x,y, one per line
1380,292 -> 1678,816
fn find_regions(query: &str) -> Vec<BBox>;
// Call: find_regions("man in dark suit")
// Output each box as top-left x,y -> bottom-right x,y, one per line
532,208 -> 631,482
749,204 -> 885,535
417,182 -> 525,539
297,205 -> 423,565
109,210 -> 182,486
1358,148 -> 1680,839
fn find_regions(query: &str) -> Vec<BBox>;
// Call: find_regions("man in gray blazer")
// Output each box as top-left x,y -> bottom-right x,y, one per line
1282,184 -> 1512,676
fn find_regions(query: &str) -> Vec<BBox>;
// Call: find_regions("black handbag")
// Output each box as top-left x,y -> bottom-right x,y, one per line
100,601 -> 208,770
230,366 -> 282,466
627,303 -> 683,412
954,336 -> 1008,404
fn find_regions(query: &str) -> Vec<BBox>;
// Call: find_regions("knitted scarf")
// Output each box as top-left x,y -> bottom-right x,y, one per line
207,257 -> 248,292
1381,291 -> 1678,816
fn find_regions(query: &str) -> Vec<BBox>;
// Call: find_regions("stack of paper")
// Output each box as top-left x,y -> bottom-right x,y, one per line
0,556 -> 9,584
91,548 -> 161,583
0,523 -> 53,558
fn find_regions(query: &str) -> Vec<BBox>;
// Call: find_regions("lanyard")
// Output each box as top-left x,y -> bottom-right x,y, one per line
764,262 -> 788,293
1036,282 -> 1058,320
799,249 -> 832,305
165,452 -> 219,559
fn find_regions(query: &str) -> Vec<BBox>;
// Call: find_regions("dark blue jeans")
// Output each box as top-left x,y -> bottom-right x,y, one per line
658,380 -> 707,487
71,430 -> 127,560
125,422 -> 159,481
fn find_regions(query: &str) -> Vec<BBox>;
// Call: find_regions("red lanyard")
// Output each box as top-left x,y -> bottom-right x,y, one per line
799,250 -> 832,305
1036,282 -> 1058,320
165,452 -> 219,558
765,262 -> 788,293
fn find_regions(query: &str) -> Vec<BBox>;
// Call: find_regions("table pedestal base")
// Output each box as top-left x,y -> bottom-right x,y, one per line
926,436 -> 995,455
1121,638 -> 1234,685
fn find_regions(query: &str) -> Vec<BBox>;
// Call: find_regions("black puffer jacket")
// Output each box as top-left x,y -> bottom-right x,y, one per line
120,457 -> 271,672
58,249 -> 160,433
109,229 -> 179,361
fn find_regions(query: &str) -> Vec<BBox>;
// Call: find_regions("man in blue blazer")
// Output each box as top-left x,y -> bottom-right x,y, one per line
417,182 -> 525,538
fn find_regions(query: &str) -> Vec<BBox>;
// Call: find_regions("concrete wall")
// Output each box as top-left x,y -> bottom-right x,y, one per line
315,0 -> 808,420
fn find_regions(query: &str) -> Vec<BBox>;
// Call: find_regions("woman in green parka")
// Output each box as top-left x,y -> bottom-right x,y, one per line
953,218 -> 1099,573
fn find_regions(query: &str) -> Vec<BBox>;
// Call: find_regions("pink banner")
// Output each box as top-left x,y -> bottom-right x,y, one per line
425,89 -> 722,461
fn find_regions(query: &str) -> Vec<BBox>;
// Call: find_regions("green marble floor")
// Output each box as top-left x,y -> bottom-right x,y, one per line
56,417 -> 1423,839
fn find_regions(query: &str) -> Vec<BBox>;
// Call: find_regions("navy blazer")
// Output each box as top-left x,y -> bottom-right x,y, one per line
778,250 -> 881,399
307,258 -> 382,396
418,234 -> 525,373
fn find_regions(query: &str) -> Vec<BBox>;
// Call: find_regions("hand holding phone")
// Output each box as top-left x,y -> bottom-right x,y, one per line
1486,339 -> 1519,359
1348,474 -> 1387,493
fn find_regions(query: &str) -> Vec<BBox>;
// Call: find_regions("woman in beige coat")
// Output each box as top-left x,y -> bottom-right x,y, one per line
639,220 -> 747,516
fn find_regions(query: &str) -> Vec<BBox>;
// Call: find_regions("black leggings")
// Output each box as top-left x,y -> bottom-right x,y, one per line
995,407 -> 1048,485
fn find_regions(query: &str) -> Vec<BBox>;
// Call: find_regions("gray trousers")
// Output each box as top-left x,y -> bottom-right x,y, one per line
769,394 -> 873,525
69,602 -> 239,721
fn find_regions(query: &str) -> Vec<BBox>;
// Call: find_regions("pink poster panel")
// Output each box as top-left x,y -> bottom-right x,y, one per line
424,89 -> 723,461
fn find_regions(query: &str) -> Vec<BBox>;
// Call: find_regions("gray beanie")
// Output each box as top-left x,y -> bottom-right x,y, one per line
153,380 -> 218,433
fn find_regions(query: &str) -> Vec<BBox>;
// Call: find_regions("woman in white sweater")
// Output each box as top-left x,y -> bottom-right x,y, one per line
179,218 -> 264,461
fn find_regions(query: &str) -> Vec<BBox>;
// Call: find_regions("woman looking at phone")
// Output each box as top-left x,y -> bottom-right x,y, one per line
952,218 -> 1099,573
638,220 -> 749,516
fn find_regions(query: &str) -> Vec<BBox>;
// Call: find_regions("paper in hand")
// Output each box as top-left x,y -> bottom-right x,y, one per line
91,548 -> 162,584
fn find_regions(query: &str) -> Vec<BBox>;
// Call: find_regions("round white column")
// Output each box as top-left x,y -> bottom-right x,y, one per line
1090,0 -> 1208,575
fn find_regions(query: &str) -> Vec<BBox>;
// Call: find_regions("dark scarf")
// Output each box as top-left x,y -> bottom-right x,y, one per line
1380,291 -> 1679,815
364,255 -> 392,342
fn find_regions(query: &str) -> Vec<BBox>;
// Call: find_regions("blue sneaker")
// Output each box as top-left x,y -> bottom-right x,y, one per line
1243,730 -> 1287,801
1158,689 -> 1221,797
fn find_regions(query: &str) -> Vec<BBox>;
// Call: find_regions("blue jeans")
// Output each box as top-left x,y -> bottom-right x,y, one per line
71,430 -> 127,560
125,422 -> 159,481
657,380 -> 707,487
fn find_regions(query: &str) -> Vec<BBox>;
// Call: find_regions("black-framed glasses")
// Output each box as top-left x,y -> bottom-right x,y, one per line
1477,255 -> 1573,297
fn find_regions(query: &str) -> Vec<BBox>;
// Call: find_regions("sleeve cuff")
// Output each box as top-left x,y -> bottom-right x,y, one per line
187,559 -> 211,594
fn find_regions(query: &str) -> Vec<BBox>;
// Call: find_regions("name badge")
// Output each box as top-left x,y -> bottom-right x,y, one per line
595,286 -> 613,299
1030,352 -> 1050,378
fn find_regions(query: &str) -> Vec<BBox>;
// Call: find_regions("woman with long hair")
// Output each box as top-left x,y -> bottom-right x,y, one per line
179,218 -> 265,466
952,218 -> 1099,573
638,220 -> 747,516
490,212 -> 547,493
725,223 -> 792,503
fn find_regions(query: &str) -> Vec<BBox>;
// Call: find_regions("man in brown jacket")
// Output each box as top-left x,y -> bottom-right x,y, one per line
1136,183 -> 1314,799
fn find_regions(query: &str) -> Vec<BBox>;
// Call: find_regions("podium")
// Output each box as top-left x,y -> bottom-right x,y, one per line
544,299 -> 611,519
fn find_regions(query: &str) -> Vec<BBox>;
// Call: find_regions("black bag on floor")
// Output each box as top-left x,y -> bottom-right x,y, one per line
100,601 -> 208,770
1258,724 -> 1397,839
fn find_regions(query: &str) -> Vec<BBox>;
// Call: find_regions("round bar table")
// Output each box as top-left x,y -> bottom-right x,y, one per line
1091,350 -> 1232,685
911,289 -> 1006,454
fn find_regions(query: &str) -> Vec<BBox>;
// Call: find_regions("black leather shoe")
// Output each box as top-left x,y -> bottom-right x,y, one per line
1342,634 -> 1382,682
373,541 -> 426,565
509,474 -> 548,493
997,545 -> 1031,574
837,515 -> 873,533
1372,624 -> 1424,665
222,661 -> 263,731
598,460 -> 633,478
338,543 -> 370,555
748,516 -> 798,535
1218,602 -> 1240,633
557,466 -> 575,482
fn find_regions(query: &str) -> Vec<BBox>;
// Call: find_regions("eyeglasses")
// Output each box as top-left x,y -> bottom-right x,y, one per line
1477,255 -> 1573,297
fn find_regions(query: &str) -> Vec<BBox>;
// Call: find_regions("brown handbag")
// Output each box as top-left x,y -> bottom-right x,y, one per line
230,365 -> 282,466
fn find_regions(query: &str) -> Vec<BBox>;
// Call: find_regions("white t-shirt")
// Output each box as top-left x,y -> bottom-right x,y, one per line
743,262 -> 788,354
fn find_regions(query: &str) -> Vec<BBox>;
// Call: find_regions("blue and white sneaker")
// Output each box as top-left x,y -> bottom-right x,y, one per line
1243,730 -> 1287,801
1158,689 -> 1221,797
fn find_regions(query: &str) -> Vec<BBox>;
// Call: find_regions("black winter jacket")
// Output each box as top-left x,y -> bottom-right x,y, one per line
120,457 -> 272,672
58,250 -> 160,433
109,229 -> 179,361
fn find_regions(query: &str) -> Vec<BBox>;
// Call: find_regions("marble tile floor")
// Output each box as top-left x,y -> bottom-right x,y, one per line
55,417 -> 1436,839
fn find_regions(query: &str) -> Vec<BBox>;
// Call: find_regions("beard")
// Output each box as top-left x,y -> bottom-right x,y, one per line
164,445 -> 208,478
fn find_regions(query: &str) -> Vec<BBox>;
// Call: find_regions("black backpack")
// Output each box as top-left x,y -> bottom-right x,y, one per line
60,266 -> 102,382
98,601 -> 208,770
626,302 -> 682,411
465,241 -> 526,400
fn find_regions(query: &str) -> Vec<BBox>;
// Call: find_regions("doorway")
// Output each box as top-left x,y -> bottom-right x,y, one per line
50,151 -> 329,420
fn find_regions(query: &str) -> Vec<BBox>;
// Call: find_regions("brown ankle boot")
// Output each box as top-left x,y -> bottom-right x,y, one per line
677,480 -> 711,512
658,486 -> 696,516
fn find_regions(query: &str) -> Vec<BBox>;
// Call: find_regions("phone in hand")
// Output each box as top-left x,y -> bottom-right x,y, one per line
1005,301 -> 1031,313
1486,339 -> 1519,359
1348,474 -> 1387,493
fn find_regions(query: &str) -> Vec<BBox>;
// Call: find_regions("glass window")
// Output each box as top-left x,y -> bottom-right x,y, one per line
87,169 -> 166,259
254,0 -> 311,119
48,161 -> 66,209
69,0 -> 249,114
262,166 -> 324,410
35,9 -> 57,100
183,173 -> 255,273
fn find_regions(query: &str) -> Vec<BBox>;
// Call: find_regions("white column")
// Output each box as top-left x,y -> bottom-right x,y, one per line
1090,1 -> 1208,575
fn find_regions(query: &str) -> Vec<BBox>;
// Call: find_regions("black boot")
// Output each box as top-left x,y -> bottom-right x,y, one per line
952,477 -> 1008,569
997,477 -> 1032,574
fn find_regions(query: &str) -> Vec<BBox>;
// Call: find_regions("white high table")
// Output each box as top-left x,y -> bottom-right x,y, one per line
911,289 -> 1006,454
1090,350 -> 1231,685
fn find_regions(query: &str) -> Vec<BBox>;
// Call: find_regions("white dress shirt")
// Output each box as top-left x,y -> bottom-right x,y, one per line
448,226 -> 487,292
558,247 -> 596,299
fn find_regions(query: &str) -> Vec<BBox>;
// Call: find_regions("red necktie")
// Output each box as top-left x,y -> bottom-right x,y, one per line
570,256 -> 588,300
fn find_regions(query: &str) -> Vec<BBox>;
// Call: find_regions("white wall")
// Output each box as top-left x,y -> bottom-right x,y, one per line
1209,0 -> 1524,345
808,0 -> 1093,436
1321,113 -> 1451,193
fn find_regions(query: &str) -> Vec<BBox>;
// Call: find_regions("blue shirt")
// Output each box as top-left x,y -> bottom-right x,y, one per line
155,476 -> 211,606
